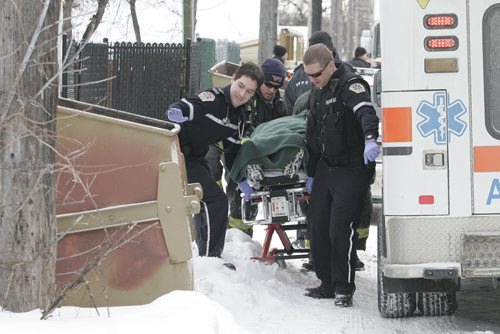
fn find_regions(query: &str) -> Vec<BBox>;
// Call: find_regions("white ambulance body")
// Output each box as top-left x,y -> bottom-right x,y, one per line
378,0 -> 500,317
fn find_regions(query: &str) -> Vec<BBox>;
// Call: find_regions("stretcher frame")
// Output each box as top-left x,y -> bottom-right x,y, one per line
241,171 -> 310,265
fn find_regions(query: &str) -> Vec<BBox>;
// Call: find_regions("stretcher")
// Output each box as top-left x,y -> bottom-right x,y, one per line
240,169 -> 311,266
229,113 -> 311,265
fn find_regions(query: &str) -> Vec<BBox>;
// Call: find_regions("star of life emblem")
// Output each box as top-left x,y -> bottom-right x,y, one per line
416,92 -> 467,145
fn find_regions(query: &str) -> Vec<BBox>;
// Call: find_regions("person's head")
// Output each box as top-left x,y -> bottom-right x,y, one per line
308,30 -> 340,64
355,46 -> 368,60
259,58 -> 286,100
273,45 -> 288,62
231,62 -> 264,107
303,44 -> 336,88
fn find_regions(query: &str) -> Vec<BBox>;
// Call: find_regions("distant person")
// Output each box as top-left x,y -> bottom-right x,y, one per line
272,44 -> 288,64
165,62 -> 264,258
350,46 -> 371,68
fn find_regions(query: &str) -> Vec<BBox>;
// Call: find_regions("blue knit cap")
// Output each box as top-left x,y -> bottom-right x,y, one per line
260,58 -> 286,85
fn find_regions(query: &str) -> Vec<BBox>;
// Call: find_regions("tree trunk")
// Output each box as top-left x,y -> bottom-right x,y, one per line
0,0 -> 59,312
80,0 -> 109,45
330,0 -> 345,59
309,0 -> 322,34
258,0 -> 278,64
129,0 -> 142,43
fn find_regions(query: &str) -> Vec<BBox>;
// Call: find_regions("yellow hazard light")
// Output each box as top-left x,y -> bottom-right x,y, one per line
424,14 -> 458,29
424,36 -> 458,51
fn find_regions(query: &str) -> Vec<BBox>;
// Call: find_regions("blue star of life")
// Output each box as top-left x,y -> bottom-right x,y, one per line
417,92 -> 467,145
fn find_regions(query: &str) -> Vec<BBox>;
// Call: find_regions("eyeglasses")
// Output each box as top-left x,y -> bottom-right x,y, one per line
264,81 -> 281,90
305,61 -> 330,78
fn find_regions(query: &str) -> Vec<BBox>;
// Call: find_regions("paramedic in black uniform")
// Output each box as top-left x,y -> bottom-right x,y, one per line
303,44 -> 380,307
165,62 -> 264,258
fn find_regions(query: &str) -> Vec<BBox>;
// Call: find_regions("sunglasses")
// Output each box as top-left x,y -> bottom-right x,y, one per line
305,61 -> 330,78
264,81 -> 281,90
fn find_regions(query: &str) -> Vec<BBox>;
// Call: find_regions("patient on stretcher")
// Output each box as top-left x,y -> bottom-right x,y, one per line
228,112 -> 309,190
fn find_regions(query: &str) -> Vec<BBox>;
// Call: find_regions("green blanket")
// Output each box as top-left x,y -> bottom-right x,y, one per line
229,113 -> 308,182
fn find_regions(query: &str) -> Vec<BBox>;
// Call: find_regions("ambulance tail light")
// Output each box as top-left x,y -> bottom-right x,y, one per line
424,36 -> 458,51
424,14 -> 458,29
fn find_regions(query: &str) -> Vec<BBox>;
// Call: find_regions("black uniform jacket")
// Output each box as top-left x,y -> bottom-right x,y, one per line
306,64 -> 379,176
247,89 -> 288,133
167,85 -> 249,170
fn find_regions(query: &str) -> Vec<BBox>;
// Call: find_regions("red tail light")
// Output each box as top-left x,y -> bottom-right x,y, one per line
424,36 -> 458,51
424,14 -> 458,29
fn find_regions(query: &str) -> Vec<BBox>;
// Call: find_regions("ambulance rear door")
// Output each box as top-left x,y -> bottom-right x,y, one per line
469,1 -> 500,214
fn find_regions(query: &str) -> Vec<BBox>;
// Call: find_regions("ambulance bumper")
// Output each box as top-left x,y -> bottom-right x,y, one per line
383,263 -> 461,279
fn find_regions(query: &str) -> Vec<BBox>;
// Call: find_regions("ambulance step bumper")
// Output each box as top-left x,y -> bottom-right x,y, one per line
461,232 -> 500,277
383,263 -> 461,279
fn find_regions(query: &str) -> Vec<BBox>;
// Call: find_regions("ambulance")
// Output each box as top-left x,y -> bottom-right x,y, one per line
376,0 -> 500,317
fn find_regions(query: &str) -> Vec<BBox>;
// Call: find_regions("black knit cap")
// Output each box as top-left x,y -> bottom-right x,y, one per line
273,45 -> 287,57
355,46 -> 368,58
308,31 -> 340,63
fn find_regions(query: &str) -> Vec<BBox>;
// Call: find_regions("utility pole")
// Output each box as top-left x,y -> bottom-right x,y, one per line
183,0 -> 195,42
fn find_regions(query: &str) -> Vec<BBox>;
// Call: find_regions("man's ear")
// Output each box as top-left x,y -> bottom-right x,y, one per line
231,74 -> 236,83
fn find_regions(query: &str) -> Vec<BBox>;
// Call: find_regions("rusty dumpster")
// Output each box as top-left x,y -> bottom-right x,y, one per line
55,99 -> 201,307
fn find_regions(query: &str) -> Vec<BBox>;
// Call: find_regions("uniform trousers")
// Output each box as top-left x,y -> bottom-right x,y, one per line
308,158 -> 369,294
186,157 -> 228,257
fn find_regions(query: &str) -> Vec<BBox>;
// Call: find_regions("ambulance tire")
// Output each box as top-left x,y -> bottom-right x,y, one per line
377,212 -> 416,318
378,274 -> 417,318
417,291 -> 457,316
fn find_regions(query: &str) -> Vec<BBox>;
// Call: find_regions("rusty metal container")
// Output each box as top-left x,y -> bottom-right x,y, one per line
55,99 -> 201,307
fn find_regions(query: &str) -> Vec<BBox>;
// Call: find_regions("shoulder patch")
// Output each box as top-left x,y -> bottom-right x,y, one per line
349,83 -> 366,94
198,91 -> 216,102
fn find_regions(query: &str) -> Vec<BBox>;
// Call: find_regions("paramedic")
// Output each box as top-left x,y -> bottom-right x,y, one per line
303,44 -> 380,307
227,58 -> 288,236
165,62 -> 264,257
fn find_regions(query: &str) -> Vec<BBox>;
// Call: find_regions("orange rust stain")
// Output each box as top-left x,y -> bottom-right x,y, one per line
56,221 -> 168,292
382,107 -> 412,142
474,146 -> 500,172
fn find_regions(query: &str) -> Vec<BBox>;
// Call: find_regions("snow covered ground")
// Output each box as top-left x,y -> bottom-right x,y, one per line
2,204 -> 500,333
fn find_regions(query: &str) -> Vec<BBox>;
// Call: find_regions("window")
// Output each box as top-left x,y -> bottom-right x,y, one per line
484,5 -> 500,139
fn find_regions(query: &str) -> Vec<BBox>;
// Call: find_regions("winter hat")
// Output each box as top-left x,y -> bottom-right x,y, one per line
355,46 -> 368,58
260,58 -> 286,86
273,45 -> 287,58
308,31 -> 339,63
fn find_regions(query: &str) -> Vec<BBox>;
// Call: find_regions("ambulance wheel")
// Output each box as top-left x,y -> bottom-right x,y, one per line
417,291 -> 457,316
378,278 -> 417,318
377,212 -> 416,318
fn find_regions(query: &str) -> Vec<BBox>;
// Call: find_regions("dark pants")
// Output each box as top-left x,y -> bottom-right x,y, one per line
205,145 -> 257,232
308,158 -> 369,295
186,157 -> 228,257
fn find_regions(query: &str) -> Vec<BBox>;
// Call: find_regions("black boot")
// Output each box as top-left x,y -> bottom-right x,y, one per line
300,259 -> 315,273
354,251 -> 365,271
334,293 -> 353,307
305,282 -> 334,299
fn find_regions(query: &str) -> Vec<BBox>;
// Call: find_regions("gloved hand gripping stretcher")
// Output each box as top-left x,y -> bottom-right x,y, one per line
228,113 -> 311,264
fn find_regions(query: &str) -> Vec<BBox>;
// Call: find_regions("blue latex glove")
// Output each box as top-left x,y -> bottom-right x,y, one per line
364,139 -> 381,164
166,107 -> 188,123
305,177 -> 314,193
238,180 -> 253,201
